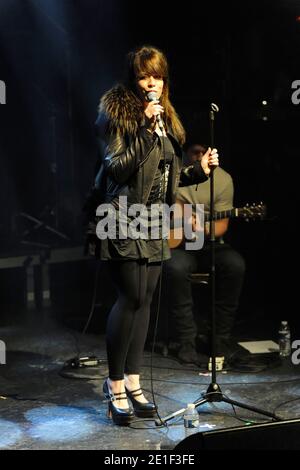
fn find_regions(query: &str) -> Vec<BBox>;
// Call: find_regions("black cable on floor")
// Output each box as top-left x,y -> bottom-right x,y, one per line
272,397 -> 300,416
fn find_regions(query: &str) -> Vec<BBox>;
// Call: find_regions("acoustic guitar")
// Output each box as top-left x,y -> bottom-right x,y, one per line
168,202 -> 266,249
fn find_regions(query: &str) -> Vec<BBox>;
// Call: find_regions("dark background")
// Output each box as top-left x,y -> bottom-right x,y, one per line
0,0 -> 299,338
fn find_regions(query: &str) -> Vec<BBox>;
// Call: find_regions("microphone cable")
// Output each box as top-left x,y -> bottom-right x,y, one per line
148,116 -> 169,427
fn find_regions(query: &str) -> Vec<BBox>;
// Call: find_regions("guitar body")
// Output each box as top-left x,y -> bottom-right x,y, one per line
168,226 -> 185,249
168,201 -> 266,249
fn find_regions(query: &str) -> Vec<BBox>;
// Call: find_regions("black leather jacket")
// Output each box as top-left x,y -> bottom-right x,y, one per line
93,112 -> 208,208
83,85 -> 209,252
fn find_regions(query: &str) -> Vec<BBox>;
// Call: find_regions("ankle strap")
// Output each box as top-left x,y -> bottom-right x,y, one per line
114,393 -> 127,401
106,390 -> 127,402
127,387 -> 143,397
105,381 -> 127,401
113,391 -> 127,397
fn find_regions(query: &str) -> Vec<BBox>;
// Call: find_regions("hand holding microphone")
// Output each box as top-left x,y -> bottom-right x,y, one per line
144,91 -> 164,130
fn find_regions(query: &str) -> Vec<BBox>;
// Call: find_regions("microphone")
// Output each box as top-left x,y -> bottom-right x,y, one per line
209,102 -> 219,122
210,103 -> 219,113
147,91 -> 164,130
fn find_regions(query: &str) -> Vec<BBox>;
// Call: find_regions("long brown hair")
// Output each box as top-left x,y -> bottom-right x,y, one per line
125,45 -> 185,145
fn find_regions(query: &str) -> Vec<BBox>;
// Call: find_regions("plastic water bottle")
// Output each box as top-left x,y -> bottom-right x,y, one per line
183,403 -> 199,429
278,321 -> 291,357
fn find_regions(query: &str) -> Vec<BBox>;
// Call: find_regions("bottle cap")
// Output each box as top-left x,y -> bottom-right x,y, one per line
187,403 -> 195,409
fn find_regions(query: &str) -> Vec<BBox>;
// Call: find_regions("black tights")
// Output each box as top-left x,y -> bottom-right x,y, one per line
106,259 -> 161,380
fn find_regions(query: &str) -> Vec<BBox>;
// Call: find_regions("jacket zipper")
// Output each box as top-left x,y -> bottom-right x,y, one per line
137,147 -> 155,170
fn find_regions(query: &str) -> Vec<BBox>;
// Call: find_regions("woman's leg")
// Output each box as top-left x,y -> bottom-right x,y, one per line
104,259 -> 150,408
106,260 -> 148,381
124,262 -> 161,401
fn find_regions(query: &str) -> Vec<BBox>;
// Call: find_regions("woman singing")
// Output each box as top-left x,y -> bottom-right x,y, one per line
86,45 -> 219,425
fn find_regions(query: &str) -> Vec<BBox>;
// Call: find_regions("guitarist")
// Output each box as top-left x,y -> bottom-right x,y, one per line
165,143 -> 246,366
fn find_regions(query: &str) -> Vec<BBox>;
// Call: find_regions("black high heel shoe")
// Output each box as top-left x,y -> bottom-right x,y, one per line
126,387 -> 157,418
103,379 -> 134,426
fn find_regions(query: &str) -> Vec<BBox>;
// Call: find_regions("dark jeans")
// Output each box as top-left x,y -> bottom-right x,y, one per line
106,259 -> 161,380
165,243 -> 245,344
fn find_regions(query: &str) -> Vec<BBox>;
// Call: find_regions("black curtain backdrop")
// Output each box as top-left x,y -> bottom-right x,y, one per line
0,0 -> 299,333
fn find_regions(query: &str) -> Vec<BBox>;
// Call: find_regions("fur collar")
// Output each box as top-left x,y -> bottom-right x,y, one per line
98,84 -> 144,136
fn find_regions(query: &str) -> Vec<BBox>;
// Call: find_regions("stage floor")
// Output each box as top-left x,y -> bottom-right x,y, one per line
1,325 -> 300,450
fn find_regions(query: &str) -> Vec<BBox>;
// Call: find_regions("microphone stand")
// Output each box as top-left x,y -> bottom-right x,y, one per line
156,103 -> 281,427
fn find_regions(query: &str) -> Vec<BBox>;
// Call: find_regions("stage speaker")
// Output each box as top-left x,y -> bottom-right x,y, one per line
175,419 -> 300,450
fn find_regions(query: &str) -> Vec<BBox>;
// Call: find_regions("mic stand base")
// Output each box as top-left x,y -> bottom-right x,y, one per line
156,382 -> 282,426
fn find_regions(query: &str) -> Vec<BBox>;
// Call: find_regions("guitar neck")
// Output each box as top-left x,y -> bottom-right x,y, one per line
204,207 -> 237,221
170,202 -> 265,228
